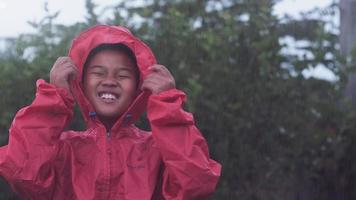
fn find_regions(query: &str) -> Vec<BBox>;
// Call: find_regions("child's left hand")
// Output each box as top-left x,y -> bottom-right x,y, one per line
141,64 -> 176,94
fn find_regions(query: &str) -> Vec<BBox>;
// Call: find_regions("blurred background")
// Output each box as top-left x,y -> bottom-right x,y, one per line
1,0 -> 356,199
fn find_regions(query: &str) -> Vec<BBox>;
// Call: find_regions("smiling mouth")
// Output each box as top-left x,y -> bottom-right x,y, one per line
98,92 -> 119,102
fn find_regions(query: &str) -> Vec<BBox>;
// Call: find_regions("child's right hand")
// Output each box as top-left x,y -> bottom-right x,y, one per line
50,57 -> 78,95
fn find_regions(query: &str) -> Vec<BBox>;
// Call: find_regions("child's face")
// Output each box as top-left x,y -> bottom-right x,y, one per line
83,49 -> 138,121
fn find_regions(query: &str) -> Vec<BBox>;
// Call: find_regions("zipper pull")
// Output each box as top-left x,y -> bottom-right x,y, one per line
107,131 -> 111,138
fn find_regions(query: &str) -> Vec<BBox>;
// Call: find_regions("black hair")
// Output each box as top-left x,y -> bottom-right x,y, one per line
83,43 -> 140,85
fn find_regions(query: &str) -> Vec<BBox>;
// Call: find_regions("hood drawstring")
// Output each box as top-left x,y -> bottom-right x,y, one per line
123,113 -> 133,125
89,111 -> 97,118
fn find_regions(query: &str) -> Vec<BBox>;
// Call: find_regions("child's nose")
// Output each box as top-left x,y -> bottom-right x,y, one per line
101,77 -> 118,87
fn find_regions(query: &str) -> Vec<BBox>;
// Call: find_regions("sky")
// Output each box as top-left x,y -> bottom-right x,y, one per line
0,0 -> 334,38
0,0 -> 111,38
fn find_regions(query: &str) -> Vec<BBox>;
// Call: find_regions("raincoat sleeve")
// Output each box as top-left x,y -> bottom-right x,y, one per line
147,88 -> 221,200
0,79 -> 74,196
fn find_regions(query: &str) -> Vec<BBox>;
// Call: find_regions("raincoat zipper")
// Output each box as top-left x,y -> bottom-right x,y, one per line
105,130 -> 112,198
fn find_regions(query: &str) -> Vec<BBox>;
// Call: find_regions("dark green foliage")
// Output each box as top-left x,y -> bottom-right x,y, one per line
0,0 -> 355,199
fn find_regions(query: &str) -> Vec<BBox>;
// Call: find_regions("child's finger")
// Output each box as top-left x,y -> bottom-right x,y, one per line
149,65 -> 170,75
141,78 -> 159,91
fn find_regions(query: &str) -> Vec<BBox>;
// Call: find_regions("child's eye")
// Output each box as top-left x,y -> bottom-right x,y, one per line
90,71 -> 105,76
116,72 -> 131,79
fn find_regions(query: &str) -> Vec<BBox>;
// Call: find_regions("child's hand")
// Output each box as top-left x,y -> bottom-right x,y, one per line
141,64 -> 176,94
50,57 -> 78,94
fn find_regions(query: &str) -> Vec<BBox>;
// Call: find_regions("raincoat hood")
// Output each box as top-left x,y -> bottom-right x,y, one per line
68,25 -> 156,130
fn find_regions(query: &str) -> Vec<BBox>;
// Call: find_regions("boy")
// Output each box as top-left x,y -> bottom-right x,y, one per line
0,25 -> 221,200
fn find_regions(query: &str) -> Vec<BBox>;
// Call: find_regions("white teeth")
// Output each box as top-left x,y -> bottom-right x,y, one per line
100,93 -> 117,100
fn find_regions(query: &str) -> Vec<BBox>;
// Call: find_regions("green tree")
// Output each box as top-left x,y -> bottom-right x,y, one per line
109,0 -> 352,199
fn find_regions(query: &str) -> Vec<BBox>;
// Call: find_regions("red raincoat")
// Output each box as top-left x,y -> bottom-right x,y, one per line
0,25 -> 221,200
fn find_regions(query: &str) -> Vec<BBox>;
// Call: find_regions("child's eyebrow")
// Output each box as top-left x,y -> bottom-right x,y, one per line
118,67 -> 134,72
88,65 -> 105,70
88,64 -> 134,72
115,64 -> 135,72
